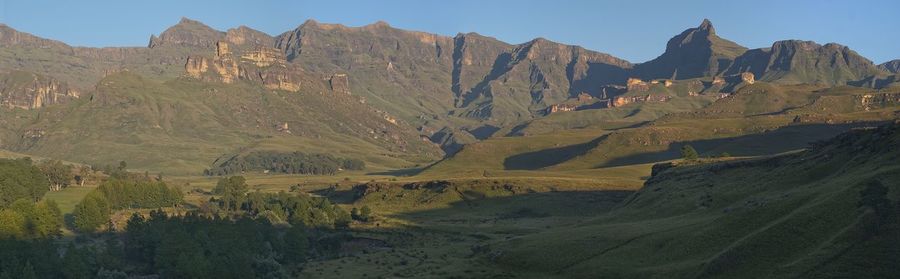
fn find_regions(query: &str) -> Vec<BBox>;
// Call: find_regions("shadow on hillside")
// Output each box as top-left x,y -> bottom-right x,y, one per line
600,122 -> 886,168
366,167 -> 424,177
386,189 -> 635,226
503,135 -> 608,170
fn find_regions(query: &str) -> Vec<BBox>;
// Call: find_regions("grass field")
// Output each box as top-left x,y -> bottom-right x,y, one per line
43,186 -> 96,214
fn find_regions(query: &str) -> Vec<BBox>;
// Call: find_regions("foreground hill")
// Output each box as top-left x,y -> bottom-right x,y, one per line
486,121 -> 900,277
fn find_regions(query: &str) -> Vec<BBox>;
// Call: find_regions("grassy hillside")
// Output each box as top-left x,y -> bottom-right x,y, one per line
0,72 -> 441,175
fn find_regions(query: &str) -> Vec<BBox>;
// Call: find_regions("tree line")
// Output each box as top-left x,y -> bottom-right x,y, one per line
206,176 -> 356,229
1,209 -> 350,278
205,151 -> 365,176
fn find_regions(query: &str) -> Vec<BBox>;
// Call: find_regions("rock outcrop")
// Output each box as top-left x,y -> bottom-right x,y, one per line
184,41 -> 302,91
546,104 -> 576,114
328,74 -> 351,94
741,72 -> 755,84
626,78 -> 650,91
612,94 -> 671,107
0,70 -> 80,109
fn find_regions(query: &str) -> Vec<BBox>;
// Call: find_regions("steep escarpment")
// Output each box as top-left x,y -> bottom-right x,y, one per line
274,20 -> 458,123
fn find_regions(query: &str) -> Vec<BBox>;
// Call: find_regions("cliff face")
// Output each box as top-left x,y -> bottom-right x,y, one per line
0,70 -> 80,109
184,41 -> 305,92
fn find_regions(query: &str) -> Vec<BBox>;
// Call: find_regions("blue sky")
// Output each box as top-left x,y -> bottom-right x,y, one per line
1,0 -> 897,63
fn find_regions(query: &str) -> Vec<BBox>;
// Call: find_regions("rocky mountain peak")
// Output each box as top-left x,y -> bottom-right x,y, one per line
149,17 -> 225,48
698,18 -> 715,34
636,19 -> 746,80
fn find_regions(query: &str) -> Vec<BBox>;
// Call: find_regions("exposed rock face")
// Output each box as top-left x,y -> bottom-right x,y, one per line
858,92 -> 900,110
741,72 -> 755,84
149,17 -> 225,48
0,70 -> 80,109
724,40 -> 883,85
612,94 -> 671,107
240,47 -> 284,67
546,103 -> 576,114
635,19 -> 748,80
329,74 -> 351,94
712,76 -> 726,85
184,56 -> 209,79
184,40 -> 302,91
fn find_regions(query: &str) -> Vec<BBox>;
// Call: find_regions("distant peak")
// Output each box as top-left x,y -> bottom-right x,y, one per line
698,19 -> 715,34
371,20 -> 390,27
362,20 -> 392,30
178,17 -> 203,25
302,19 -> 318,26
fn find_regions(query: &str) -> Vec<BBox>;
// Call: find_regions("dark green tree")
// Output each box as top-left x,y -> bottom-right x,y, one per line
282,225 -> 309,263
0,158 -> 49,206
73,192 -> 109,233
213,176 -> 249,211
681,145 -> 699,161
359,206 -> 373,222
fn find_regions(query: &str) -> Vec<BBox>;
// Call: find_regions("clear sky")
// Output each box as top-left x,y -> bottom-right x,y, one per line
1,0 -> 897,64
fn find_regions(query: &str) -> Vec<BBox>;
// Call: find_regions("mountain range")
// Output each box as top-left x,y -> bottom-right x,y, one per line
0,18 -> 898,173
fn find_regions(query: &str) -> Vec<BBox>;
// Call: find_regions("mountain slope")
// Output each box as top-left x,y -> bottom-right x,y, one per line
880,59 -> 900,73
725,40 -> 884,85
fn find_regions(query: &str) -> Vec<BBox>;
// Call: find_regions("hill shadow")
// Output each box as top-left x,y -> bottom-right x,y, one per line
600,122 -> 886,168
503,135 -> 608,170
388,189 -> 635,227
